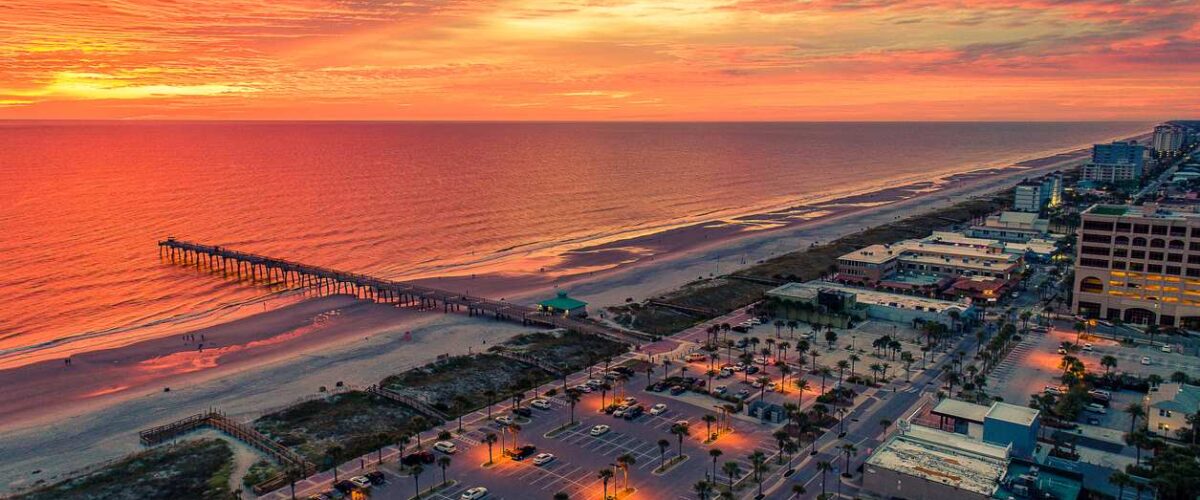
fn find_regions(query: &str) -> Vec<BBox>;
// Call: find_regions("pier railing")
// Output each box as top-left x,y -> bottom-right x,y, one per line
139,410 -> 316,477
157,238 -> 652,344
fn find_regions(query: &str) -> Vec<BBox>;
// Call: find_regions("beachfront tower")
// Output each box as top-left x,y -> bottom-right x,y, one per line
537,291 -> 588,318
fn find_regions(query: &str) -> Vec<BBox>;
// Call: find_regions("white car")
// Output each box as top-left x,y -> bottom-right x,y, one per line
461,486 -> 489,499
590,424 -> 611,436
612,404 -> 630,418
1082,343 -> 1093,351
495,415 -> 514,425
1141,356 -> 1152,365
433,440 -> 457,454
623,397 -> 637,405
586,379 -> 604,387
349,476 -> 372,489
574,384 -> 593,393
753,356 -> 767,365
532,453 -> 556,466
649,403 -> 667,415
1161,345 -> 1172,353
1085,403 -> 1108,415
531,398 -> 551,410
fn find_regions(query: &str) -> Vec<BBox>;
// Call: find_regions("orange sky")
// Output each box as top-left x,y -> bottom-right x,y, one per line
1,0 -> 1197,120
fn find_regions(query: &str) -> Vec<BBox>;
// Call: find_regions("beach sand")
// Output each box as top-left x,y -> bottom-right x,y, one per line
0,140 -> 1110,491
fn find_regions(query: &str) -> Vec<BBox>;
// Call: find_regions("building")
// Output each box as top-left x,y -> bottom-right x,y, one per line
931,400 -> 1040,458
766,281 -> 974,329
967,211 -> 1053,243
1081,141 -> 1145,183
1014,181 -> 1043,213
1145,382 -> 1200,438
1153,124 -> 1186,156
837,238 -> 1023,285
1072,204 -> 1200,328
862,425 -> 1010,500
536,291 -> 587,318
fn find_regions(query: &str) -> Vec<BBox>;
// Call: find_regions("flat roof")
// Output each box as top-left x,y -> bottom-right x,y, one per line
933,399 -> 991,423
769,281 -> 971,314
986,402 -> 1039,426
924,231 -> 1005,249
839,244 -> 900,264
1084,204 -> 1200,220
867,426 -> 1009,497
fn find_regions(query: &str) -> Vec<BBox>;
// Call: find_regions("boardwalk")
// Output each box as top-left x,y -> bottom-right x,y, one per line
158,238 -> 650,344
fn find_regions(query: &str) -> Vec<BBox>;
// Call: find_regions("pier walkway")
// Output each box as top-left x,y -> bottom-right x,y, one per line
158,238 -> 650,344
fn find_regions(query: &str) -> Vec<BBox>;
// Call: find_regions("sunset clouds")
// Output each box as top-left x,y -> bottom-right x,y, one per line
1,0 -> 1197,120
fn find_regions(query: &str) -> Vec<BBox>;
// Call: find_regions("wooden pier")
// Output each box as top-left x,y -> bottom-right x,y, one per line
139,410 -> 316,476
158,238 -> 650,344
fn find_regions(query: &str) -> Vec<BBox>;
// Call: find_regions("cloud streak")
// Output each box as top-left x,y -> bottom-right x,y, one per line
0,0 -> 1196,119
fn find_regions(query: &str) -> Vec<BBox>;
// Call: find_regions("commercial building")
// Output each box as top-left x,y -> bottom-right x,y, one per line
1145,382 -> 1200,438
862,425 -> 1010,500
536,291 -> 588,318
931,400 -> 1040,458
1081,141 -> 1145,183
967,211 -> 1053,243
1153,124 -> 1186,155
1072,204 -> 1200,328
766,281 -> 974,329
837,238 -> 1023,285
1012,175 -> 1063,213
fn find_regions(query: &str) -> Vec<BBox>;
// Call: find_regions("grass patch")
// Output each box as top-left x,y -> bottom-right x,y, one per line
381,354 -> 552,418
609,194 -> 1007,335
253,390 -> 422,465
15,439 -> 233,500
652,455 -> 689,475
498,330 -> 629,372
241,459 -> 281,489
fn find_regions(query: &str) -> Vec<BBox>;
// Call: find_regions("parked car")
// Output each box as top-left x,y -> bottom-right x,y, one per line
333,480 -> 356,494
512,407 -> 533,418
531,398 -> 551,410
745,366 -> 760,375
575,384 -> 593,393
1044,385 -> 1064,395
401,451 -> 435,466
736,389 -> 751,400
349,476 -> 372,489
623,397 -> 637,405
1161,345 -> 1173,353
686,353 -> 707,362
505,445 -> 538,461
612,405 -> 630,418
590,424 -> 611,436
718,369 -> 733,378
670,385 -> 686,395
532,453 -> 556,466
365,471 -> 386,485
495,415 -> 514,425
650,403 -> 667,415
433,440 -> 457,454
713,385 -> 728,395
1142,356 -> 1152,365
1082,343 -> 1093,351
461,486 -> 490,499
623,405 -> 644,420
648,383 -> 665,392
732,326 -> 749,333
1085,403 -> 1108,414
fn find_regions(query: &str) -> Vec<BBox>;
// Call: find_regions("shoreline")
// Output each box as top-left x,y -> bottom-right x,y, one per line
0,128 -> 1149,491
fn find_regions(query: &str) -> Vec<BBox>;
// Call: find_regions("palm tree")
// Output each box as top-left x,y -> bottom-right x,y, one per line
1101,355 -> 1118,374
411,463 -> 425,499
702,414 -> 717,440
749,450 -> 767,497
598,468 -> 614,500
840,442 -> 857,477
507,423 -> 521,450
757,375 -> 771,401
483,389 -> 497,418
836,360 -> 849,385
324,446 -> 343,482
817,460 -> 833,496
483,432 -> 497,464
671,423 -> 689,458
1110,470 -> 1132,500
411,416 -> 427,448
1126,403 -> 1146,434
773,429 -> 790,464
721,461 -> 741,493
869,363 -> 883,384
900,351 -> 915,381
396,434 -> 412,463
436,456 -> 451,485
774,320 -> 785,337
694,480 -> 714,500
657,439 -> 670,469
566,389 -> 581,424
599,382 -> 612,411
708,448 -> 723,481
790,484 -> 807,499
616,453 -> 635,492
818,367 -> 831,393
879,418 -> 892,437
795,378 -> 810,408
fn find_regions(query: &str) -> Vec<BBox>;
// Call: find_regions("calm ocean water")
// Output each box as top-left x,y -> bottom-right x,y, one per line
0,121 -> 1148,363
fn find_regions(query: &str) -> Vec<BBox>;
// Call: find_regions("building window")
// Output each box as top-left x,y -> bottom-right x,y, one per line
1080,258 -> 1110,269
1171,227 -> 1187,237
1169,254 -> 1183,263
1170,240 -> 1186,249
1133,237 -> 1148,246
1149,264 -> 1164,273
1132,250 -> 1146,259
1117,222 -> 1132,232
1082,246 -> 1110,256
1168,266 -> 1182,276
1083,220 -> 1115,231
1132,263 -> 1145,272
1152,226 -> 1169,236
1114,249 -> 1128,258
1116,236 -> 1130,245
1080,277 -> 1104,293
1135,224 -> 1150,234
1151,239 -> 1166,248
1082,233 -> 1111,244
1113,261 -> 1127,270
1150,252 -> 1164,261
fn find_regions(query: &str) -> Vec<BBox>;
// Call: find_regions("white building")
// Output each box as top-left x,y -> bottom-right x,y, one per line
967,211 -> 1053,243
1146,383 -> 1200,438
1014,182 -> 1043,213
863,425 -> 1010,500
1154,124 -> 1186,155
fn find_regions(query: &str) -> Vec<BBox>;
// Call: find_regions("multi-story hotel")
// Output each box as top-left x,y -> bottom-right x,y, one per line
1073,204 -> 1200,328
1153,124 -> 1186,155
837,236 -> 1023,287
1080,141 -> 1146,183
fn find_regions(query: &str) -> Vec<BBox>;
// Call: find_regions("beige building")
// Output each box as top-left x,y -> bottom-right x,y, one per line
837,238 -> 1022,285
1145,383 -> 1200,438
1072,204 -> 1200,328
966,211 -> 1053,243
862,425 -> 1010,500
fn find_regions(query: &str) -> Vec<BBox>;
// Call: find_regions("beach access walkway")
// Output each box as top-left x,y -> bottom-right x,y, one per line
157,238 -> 651,345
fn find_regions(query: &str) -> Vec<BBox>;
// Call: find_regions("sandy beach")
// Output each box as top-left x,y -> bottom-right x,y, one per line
0,135 -> 1133,491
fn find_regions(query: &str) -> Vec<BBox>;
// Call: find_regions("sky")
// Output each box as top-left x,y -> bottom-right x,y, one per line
0,0 -> 1197,121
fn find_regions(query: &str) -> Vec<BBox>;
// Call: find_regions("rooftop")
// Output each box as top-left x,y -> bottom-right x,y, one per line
1084,204 -> 1200,220
933,399 -> 991,423
866,426 -> 1009,497
839,244 -> 900,264
1149,383 -> 1200,413
769,281 -> 971,314
986,402 -> 1039,426
538,291 -> 587,310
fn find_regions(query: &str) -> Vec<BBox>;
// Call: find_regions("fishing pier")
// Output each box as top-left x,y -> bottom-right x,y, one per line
157,238 -> 648,344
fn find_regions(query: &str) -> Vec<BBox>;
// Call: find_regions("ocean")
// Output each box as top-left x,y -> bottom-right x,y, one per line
0,121 -> 1149,365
